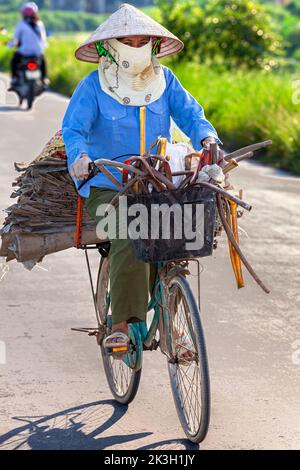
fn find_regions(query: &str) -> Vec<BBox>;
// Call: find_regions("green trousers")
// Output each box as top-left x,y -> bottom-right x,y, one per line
85,187 -> 156,325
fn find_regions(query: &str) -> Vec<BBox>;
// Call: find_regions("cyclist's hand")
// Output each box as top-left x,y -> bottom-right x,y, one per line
70,153 -> 92,180
202,136 -> 225,163
202,136 -> 218,151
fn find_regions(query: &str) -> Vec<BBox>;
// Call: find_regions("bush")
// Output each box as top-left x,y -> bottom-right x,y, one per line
285,23 -> 300,58
0,1 -> 23,13
203,0 -> 282,69
156,0 -> 282,69
286,0 -> 300,16
155,0 -> 204,62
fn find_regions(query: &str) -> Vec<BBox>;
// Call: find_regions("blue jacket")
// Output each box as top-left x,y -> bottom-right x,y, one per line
11,20 -> 47,56
62,66 -> 221,198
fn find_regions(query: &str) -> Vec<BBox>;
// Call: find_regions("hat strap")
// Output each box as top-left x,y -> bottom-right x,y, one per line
95,41 -> 117,64
152,38 -> 162,56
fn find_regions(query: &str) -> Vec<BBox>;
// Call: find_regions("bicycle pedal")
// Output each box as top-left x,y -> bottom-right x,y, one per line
106,344 -> 130,356
112,345 -> 128,353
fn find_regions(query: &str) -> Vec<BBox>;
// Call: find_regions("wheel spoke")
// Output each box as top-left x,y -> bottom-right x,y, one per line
168,278 -> 208,439
177,365 -> 201,432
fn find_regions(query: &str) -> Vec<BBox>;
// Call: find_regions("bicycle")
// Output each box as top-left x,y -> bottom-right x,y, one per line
73,138 -> 271,443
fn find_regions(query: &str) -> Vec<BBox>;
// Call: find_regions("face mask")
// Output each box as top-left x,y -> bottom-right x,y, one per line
106,38 -> 152,75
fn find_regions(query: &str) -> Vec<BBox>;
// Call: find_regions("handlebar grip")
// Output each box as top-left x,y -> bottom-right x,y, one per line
88,161 -> 98,176
77,161 -> 100,190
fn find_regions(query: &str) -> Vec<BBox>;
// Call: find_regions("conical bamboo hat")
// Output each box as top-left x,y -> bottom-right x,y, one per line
75,3 -> 184,63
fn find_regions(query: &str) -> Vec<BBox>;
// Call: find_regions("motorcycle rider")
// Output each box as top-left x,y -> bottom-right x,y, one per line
8,2 -> 48,89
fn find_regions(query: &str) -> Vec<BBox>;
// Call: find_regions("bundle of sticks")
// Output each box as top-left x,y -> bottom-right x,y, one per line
0,130 -> 98,269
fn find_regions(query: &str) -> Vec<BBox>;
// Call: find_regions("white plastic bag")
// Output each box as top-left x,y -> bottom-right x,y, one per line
166,142 -> 194,187
199,164 -> 225,184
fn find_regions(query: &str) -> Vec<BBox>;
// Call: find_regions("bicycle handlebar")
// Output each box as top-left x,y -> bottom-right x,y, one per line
77,161 -> 99,190
224,140 -> 272,162
76,140 -> 272,192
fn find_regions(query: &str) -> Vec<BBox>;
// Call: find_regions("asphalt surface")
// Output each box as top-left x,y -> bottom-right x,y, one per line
0,75 -> 300,450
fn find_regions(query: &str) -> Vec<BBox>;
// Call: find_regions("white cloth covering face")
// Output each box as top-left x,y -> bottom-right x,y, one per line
98,38 -> 166,106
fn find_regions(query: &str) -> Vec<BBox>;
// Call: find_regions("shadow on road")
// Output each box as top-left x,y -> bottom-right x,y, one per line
0,400 -> 152,450
0,106 -> 24,113
137,439 -> 199,450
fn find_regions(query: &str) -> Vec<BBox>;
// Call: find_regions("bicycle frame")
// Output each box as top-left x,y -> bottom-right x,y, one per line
122,262 -> 166,371
127,258 -> 202,371
74,246 -> 204,371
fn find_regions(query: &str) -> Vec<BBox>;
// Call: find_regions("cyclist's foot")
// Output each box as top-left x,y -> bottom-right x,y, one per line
103,325 -> 129,359
8,78 -> 18,91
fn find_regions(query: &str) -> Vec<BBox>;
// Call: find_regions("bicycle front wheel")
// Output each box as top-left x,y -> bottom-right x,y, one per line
166,274 -> 210,443
96,256 -> 142,405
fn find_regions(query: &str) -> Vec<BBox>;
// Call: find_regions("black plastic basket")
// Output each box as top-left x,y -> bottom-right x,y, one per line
126,185 -> 216,263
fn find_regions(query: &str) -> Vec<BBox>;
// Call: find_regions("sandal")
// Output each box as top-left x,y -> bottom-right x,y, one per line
103,331 -> 130,359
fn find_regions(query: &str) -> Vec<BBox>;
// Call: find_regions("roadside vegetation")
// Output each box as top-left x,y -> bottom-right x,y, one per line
0,0 -> 299,174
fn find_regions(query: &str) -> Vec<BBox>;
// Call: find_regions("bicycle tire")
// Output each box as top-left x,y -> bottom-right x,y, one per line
166,274 -> 210,443
26,80 -> 35,110
17,91 -> 23,106
96,256 -> 142,405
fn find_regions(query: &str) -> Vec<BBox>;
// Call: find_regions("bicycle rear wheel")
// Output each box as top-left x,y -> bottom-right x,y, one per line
96,256 -> 141,405
166,274 -> 210,443
26,80 -> 35,110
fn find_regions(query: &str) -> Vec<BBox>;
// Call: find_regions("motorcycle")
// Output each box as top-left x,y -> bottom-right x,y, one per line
11,56 -> 45,110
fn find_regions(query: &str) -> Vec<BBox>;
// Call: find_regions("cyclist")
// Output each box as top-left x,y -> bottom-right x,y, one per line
8,2 -> 48,89
62,3 -> 221,354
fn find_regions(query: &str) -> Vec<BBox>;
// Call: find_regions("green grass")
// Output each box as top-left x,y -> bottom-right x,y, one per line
43,35 -> 95,96
173,63 -> 300,174
0,35 -> 299,175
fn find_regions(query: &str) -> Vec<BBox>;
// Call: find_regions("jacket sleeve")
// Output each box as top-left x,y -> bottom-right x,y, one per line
9,22 -> 22,48
166,68 -> 222,151
62,76 -> 99,171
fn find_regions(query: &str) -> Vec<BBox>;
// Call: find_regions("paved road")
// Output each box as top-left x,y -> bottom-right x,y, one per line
0,75 -> 300,450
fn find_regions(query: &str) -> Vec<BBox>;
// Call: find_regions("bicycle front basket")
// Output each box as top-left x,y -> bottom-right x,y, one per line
126,185 -> 216,263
